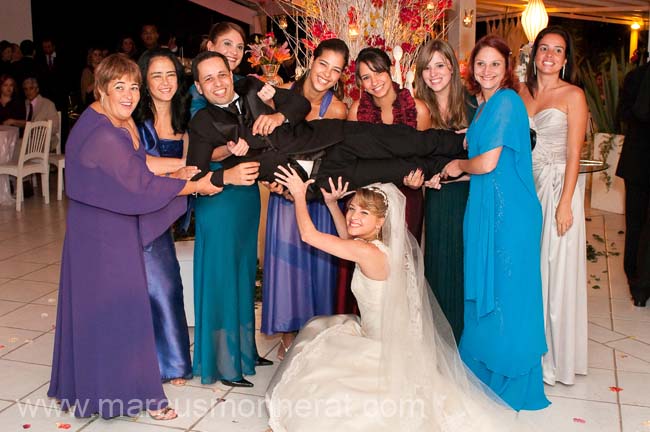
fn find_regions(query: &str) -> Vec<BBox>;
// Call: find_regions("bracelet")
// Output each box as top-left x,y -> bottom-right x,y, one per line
164,172 -> 171,177
192,181 -> 198,197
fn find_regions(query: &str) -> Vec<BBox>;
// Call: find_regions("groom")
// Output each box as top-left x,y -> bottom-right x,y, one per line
187,51 -> 466,193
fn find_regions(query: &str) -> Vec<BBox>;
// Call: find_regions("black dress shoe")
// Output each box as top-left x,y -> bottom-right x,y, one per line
255,356 -> 274,366
633,298 -> 647,307
221,378 -> 254,388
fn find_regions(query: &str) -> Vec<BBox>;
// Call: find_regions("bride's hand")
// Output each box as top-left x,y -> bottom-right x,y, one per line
274,165 -> 314,201
321,176 -> 348,205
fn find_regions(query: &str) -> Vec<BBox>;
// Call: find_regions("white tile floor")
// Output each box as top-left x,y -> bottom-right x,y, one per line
1,187 -> 650,431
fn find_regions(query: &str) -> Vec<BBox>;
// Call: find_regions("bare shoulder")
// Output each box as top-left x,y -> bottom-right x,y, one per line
326,98 -> 348,120
414,97 -> 430,115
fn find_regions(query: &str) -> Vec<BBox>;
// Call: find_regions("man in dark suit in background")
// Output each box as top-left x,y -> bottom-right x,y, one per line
187,51 -> 465,195
617,58 -> 650,307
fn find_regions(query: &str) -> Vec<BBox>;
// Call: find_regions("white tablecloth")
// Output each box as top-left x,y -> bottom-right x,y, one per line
0,126 -> 19,206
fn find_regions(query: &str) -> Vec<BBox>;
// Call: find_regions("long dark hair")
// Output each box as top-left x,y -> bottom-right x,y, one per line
466,34 -> 515,95
294,38 -> 349,101
134,48 -> 189,134
525,26 -> 578,97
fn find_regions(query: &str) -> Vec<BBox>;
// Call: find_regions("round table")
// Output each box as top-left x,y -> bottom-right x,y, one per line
0,125 -> 19,206
579,159 -> 607,174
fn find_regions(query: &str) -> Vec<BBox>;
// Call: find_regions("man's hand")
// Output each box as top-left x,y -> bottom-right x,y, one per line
195,172 -> 223,196
226,138 -> 249,156
257,83 -> 276,103
252,113 -> 285,136
223,161 -> 260,186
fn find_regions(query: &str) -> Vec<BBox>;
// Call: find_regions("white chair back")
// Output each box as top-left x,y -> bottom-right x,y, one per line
55,111 -> 62,154
18,120 -> 52,169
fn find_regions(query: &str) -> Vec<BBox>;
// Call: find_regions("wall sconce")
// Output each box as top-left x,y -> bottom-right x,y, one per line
349,23 -> 360,40
278,15 -> 288,30
631,22 -> 641,30
521,0 -> 549,42
462,9 -> 474,27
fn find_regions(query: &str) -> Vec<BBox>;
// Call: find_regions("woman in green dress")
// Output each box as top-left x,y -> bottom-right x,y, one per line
414,39 -> 476,342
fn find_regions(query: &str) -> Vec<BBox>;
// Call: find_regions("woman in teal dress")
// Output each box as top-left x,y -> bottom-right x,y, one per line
414,39 -> 477,343
441,35 -> 549,411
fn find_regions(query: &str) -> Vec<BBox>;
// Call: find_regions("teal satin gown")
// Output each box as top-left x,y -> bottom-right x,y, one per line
192,161 -> 261,384
459,89 -> 549,411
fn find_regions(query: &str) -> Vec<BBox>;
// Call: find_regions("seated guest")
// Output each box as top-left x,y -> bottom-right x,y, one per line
0,74 -> 26,127
20,77 -> 59,151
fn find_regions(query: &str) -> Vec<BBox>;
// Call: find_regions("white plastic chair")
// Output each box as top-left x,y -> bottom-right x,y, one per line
0,120 -> 52,211
48,111 -> 65,200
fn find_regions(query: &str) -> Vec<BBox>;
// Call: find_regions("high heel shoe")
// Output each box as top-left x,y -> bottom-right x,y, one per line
277,339 -> 290,361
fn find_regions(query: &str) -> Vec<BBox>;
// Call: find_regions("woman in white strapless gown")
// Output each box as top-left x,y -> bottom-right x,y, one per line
519,26 -> 589,386
269,170 -> 536,431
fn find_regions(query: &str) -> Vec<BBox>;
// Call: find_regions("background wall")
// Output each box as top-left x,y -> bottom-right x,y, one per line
1,1 -> 33,43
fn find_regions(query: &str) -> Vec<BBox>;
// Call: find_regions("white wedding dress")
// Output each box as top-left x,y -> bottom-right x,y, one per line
531,108 -> 588,385
265,184 -> 536,432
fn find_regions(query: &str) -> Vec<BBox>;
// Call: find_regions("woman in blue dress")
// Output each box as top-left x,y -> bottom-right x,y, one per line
441,35 -> 549,411
261,39 -> 349,360
134,48 -> 193,385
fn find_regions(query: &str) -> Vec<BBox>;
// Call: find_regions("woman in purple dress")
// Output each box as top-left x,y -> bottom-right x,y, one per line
261,39 -> 349,360
47,54 -> 221,420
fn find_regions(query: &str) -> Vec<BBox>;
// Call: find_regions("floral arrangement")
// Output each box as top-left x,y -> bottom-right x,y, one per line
258,0 -> 452,101
247,32 -> 292,68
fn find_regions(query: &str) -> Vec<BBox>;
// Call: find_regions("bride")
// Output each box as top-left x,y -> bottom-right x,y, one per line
267,168 -> 536,431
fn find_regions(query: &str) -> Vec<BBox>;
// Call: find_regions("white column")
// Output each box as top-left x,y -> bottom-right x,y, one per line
447,0 -> 476,61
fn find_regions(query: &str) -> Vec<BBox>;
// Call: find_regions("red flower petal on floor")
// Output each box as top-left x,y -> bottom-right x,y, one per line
0,345 -> 5,349
56,422 -> 72,429
572,417 -> 586,424
22,425 -> 31,429
609,386 -> 623,392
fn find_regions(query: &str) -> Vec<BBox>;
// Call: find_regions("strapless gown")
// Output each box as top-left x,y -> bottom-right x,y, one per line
531,108 -> 588,385
138,121 -> 192,381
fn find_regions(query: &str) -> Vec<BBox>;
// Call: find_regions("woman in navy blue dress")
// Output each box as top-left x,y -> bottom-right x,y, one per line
134,48 -> 193,385
261,39 -> 349,360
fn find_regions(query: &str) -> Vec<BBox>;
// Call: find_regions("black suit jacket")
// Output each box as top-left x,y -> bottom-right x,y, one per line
187,77 -> 312,186
617,63 -> 650,186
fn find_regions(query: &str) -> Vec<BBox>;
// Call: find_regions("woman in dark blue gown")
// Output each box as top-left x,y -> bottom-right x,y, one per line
134,48 -> 193,384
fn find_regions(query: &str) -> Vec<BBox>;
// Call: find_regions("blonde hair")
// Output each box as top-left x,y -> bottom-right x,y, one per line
352,187 -> 388,219
93,53 -> 141,101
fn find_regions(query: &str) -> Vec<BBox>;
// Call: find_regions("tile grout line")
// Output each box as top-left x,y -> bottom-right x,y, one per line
603,214 -> 625,432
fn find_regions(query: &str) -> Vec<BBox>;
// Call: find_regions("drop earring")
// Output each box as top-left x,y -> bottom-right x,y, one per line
562,64 -> 566,80
533,63 -> 537,76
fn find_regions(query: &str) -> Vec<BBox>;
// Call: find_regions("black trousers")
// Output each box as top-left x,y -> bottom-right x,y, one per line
231,120 -> 466,191
623,179 -> 650,301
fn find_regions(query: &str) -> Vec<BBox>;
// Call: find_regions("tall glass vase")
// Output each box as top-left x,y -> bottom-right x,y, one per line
260,64 -> 283,86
